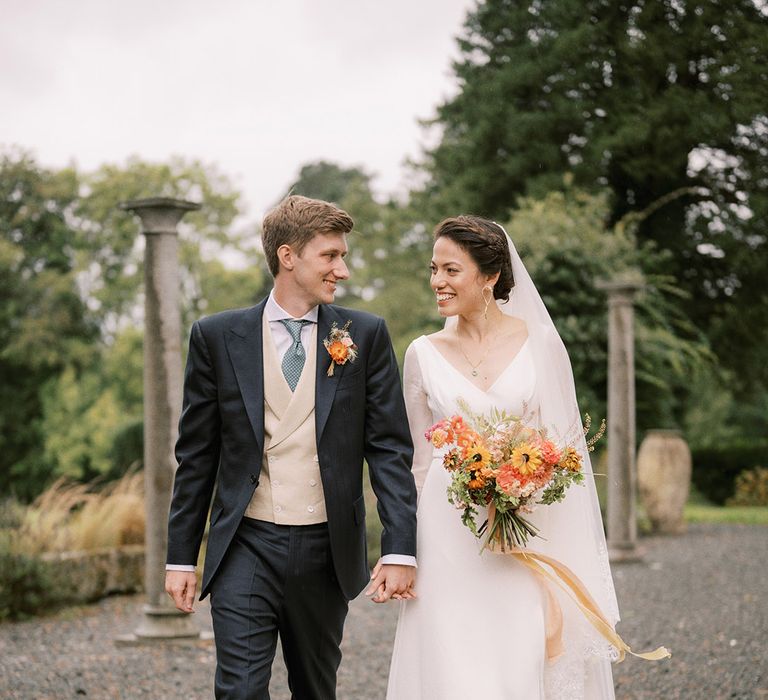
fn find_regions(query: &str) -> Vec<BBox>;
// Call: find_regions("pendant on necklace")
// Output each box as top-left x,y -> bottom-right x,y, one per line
471,369 -> 478,377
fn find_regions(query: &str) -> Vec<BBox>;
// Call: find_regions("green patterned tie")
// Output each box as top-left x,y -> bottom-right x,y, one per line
280,319 -> 311,391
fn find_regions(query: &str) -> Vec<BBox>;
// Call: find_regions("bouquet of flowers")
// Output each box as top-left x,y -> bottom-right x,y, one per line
425,400 -> 605,550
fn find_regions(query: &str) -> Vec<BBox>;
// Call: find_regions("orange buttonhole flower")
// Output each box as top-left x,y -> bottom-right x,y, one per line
327,340 -> 349,364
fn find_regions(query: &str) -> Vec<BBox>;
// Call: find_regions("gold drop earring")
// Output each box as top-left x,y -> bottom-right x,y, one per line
482,286 -> 493,320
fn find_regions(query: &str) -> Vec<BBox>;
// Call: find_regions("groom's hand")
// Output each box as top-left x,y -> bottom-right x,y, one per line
365,561 -> 416,603
165,570 -> 197,613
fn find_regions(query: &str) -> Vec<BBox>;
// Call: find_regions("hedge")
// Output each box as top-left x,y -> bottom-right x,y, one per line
691,440 -> 768,505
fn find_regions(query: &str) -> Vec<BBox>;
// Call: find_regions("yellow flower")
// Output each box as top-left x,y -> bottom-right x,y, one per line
510,442 -> 543,476
561,446 -> 582,473
463,441 -> 492,470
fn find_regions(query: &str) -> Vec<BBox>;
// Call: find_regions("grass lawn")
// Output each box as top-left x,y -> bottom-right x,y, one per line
684,503 -> 768,525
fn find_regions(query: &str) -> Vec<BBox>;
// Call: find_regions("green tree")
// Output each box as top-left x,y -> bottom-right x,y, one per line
1,149 -> 262,497
503,186 -> 713,430
74,156 -> 248,335
422,0 -> 768,393
0,150 -> 95,499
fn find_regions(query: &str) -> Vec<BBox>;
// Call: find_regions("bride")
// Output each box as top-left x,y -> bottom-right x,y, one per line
386,216 -> 620,699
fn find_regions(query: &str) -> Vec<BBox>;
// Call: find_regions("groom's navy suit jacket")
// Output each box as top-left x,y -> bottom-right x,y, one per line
166,298 -> 418,601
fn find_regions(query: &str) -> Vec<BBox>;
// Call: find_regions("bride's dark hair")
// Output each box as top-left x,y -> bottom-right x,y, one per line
433,215 -> 515,302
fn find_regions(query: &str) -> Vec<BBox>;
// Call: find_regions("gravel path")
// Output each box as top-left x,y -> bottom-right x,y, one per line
1,523 -> 766,699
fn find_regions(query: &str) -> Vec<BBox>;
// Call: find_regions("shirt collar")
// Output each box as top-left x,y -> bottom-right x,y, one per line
266,290 -> 319,324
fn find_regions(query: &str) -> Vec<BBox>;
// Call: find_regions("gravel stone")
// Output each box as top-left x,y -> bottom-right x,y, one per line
0,523 -> 765,699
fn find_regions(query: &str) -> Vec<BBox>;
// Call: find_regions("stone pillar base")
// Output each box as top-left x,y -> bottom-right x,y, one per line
608,542 -> 645,563
115,604 -> 213,646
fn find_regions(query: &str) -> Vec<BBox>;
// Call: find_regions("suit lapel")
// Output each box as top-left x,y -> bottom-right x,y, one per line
224,300 -> 267,454
315,304 -> 345,441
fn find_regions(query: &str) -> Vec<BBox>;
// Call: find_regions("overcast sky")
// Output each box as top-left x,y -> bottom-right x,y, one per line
1,0 -> 475,221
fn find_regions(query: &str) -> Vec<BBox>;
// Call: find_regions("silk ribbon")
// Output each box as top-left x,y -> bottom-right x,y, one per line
486,505 -> 671,663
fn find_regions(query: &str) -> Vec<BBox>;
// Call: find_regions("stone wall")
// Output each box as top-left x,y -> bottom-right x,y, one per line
40,545 -> 144,604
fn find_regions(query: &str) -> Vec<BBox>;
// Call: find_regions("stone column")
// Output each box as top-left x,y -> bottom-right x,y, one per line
116,197 -> 203,643
596,280 -> 644,562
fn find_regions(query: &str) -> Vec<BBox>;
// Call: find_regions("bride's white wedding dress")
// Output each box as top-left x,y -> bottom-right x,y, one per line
386,334 -> 617,700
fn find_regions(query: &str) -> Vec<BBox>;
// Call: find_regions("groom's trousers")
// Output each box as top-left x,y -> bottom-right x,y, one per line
209,517 -> 349,700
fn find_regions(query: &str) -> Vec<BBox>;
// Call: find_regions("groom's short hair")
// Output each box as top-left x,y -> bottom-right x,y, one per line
262,195 -> 354,277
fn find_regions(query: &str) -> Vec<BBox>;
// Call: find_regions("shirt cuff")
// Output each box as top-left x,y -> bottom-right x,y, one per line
379,554 -> 417,567
166,564 -> 196,572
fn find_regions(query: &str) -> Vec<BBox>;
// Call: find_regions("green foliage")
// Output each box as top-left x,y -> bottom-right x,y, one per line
0,545 -> 63,621
682,369 -> 753,447
727,467 -> 768,507
283,160 -> 372,204
192,258 -> 265,321
75,155 -> 248,334
503,187 -> 712,428
540,469 -> 584,506
0,149 -> 96,499
691,439 -> 768,505
422,0 -> 768,399
0,148 -> 256,498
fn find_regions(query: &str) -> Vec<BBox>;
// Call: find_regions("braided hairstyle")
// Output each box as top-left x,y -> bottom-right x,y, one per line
433,216 -> 514,301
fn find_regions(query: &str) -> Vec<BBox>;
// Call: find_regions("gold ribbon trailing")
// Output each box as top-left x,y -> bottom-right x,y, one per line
486,506 -> 671,663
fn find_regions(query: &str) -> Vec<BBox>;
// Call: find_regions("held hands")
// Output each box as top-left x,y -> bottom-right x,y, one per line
364,561 -> 416,604
165,570 -> 197,613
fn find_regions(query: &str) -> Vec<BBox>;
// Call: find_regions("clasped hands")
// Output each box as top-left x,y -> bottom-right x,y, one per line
167,561 -> 415,612
364,561 -> 416,604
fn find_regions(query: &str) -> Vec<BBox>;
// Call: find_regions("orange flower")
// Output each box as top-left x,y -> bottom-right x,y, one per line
442,449 -> 462,471
561,446 -> 582,473
468,477 -> 485,490
468,465 -> 496,489
479,466 -> 497,480
430,428 -> 450,449
327,340 -> 349,364
496,463 -> 523,495
457,429 -> 482,449
540,439 -> 561,466
450,416 -> 467,433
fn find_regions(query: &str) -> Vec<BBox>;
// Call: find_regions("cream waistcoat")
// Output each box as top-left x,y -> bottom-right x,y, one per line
244,315 -> 328,524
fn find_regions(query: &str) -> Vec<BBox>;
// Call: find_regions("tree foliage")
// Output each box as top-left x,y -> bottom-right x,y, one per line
503,186 -> 713,429
0,149 -> 96,499
422,0 -> 768,392
0,149 -> 258,498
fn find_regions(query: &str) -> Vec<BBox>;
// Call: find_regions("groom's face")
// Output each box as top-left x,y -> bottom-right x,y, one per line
290,231 -> 350,307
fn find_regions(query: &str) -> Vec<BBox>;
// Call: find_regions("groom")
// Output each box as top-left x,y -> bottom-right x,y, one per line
164,195 -> 417,699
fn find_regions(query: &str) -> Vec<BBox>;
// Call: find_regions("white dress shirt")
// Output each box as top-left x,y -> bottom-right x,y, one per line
167,292 -> 415,571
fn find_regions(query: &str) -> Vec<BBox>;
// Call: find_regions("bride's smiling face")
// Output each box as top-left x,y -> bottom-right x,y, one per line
430,236 -> 494,317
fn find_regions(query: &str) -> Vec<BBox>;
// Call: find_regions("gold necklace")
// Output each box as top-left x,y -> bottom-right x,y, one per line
455,328 -> 497,377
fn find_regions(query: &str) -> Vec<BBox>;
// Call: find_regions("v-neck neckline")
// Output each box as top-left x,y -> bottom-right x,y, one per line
423,335 -> 530,395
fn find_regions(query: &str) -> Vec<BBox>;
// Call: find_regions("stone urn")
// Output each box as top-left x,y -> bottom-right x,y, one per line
637,429 -> 691,534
